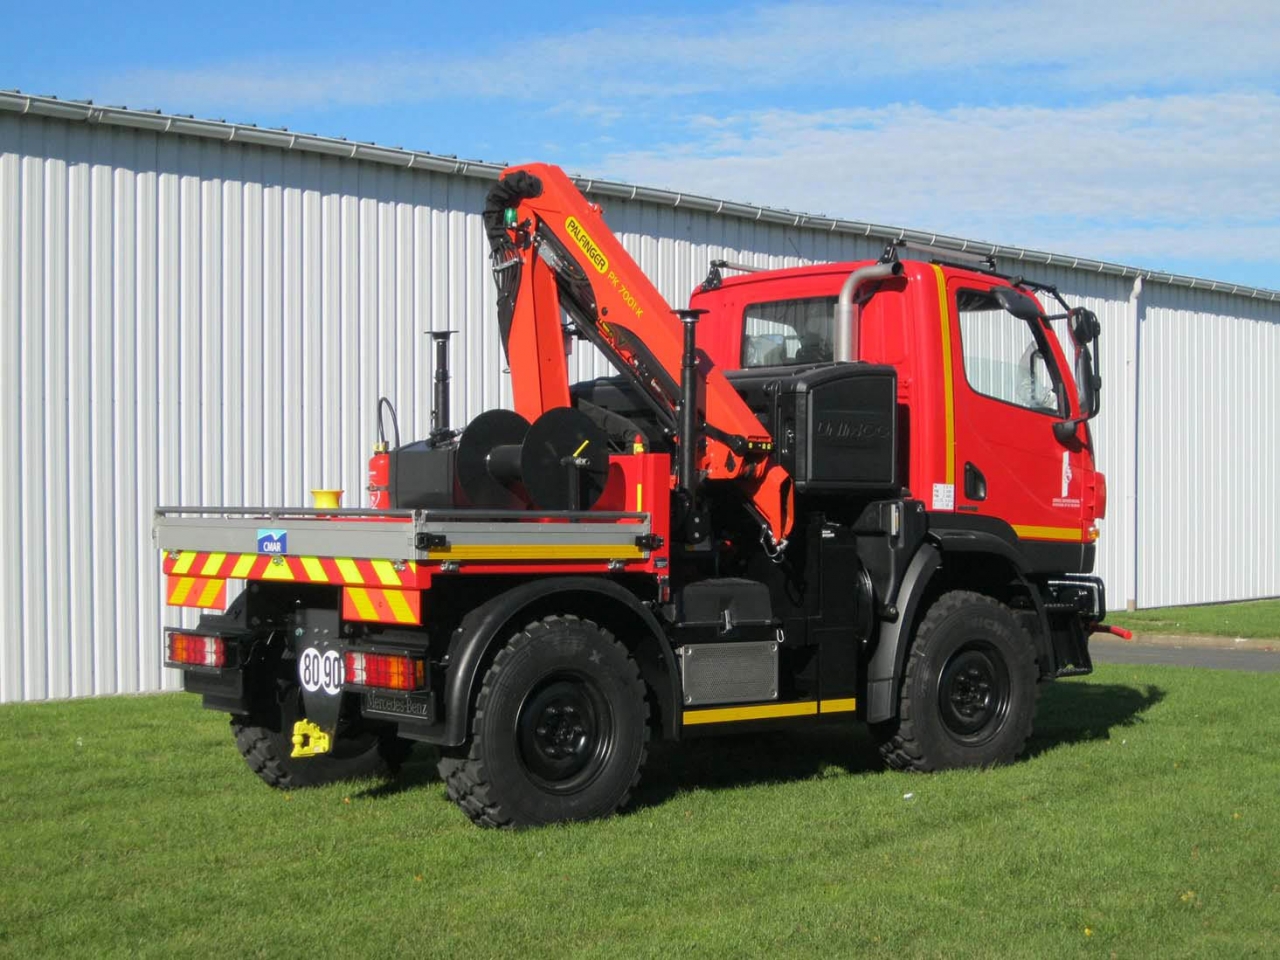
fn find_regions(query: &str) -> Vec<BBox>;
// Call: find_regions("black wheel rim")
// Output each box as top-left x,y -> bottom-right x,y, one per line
516,672 -> 614,794
937,641 -> 1012,745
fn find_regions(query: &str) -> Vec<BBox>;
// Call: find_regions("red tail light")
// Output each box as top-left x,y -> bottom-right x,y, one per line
165,632 -> 226,668
344,651 -> 426,691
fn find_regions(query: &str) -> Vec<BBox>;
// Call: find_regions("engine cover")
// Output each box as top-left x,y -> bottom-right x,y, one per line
726,362 -> 898,493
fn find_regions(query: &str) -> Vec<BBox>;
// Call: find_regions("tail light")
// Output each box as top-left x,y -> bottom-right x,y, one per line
166,631 -> 226,669
344,651 -> 426,691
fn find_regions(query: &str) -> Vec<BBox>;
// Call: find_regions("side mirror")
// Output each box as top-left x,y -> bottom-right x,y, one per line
1070,307 -> 1101,344
1053,308 -> 1102,442
992,285 -> 1043,323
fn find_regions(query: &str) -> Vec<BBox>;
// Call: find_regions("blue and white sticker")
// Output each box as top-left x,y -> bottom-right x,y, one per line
257,528 -> 288,555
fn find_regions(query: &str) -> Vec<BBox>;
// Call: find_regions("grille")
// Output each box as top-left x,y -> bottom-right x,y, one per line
679,641 -> 779,706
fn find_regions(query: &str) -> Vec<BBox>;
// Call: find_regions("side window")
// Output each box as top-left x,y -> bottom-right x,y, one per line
742,296 -> 838,368
955,288 -> 1062,415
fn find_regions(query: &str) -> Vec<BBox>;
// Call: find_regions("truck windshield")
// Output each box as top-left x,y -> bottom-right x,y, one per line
742,296 -> 838,367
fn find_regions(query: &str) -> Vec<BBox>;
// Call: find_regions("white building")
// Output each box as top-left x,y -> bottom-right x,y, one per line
2,92 -> 1277,703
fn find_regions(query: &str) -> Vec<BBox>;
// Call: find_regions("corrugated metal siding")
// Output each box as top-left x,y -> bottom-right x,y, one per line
2,108 -> 1278,703
1137,285 -> 1280,607
0,114 -> 882,703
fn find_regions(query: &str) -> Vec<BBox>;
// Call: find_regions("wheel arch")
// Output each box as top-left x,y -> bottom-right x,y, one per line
441,577 -> 680,746
865,538 -> 1053,724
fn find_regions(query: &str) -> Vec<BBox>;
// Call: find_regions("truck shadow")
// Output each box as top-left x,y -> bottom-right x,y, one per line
631,680 -> 1165,810
358,680 -> 1165,804
1022,679 -> 1164,760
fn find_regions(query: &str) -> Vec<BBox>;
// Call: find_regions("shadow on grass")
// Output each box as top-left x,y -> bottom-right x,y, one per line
356,753 -> 443,799
632,725 -> 881,811
634,680 -> 1165,810
354,679 -> 1165,804
1024,680 -> 1164,760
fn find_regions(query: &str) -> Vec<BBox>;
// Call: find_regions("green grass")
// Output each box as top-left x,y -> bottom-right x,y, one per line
2,666 -> 1278,958
1107,598 -> 1280,639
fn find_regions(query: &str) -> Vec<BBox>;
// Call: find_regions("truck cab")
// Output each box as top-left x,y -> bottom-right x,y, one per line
692,257 -> 1104,574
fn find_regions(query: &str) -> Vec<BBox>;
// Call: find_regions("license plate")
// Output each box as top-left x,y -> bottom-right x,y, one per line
298,646 -> 344,696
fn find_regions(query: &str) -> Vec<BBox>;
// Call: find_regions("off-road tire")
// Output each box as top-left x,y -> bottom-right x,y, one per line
876,590 -> 1039,772
438,616 -> 649,828
231,675 -> 411,789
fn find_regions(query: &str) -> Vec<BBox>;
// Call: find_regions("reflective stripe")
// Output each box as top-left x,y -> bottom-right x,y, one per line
346,587 -> 378,620
819,698 -> 858,714
300,556 -> 329,582
1013,524 -> 1084,542
371,559 -> 400,586
165,549 -> 417,587
197,579 -> 225,607
335,558 -> 364,584
426,544 -> 645,561
259,559 -> 297,581
382,589 -> 415,623
682,701 -> 818,726
169,577 -> 196,604
932,264 -> 956,486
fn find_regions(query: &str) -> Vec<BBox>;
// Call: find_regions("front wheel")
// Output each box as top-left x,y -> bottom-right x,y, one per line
876,590 -> 1039,772
438,616 -> 650,827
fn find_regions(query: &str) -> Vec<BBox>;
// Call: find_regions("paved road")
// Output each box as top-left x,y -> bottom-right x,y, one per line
1091,638 -> 1280,672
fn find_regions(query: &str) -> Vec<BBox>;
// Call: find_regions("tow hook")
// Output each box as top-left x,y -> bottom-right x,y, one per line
291,719 -> 332,758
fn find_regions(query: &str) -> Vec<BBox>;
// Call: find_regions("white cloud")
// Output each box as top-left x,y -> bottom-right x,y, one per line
98,0 -> 1280,111
596,93 -> 1280,269
87,0 -> 1279,280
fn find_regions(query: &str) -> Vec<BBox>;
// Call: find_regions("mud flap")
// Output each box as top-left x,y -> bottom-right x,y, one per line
293,609 -> 345,757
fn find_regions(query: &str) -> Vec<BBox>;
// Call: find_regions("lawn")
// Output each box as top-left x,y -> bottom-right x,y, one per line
1107,598 -> 1280,639
2,664 -> 1277,958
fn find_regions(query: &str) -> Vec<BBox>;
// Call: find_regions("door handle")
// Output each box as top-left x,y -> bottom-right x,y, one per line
964,462 -> 987,501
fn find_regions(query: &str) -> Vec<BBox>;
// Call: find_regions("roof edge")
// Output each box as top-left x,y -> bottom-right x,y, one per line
2,91 -> 1276,303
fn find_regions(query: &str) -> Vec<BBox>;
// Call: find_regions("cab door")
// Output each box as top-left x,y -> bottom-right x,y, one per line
945,277 -> 1088,553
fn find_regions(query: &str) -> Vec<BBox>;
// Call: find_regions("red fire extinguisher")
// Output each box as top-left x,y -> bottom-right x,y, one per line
367,441 -> 390,509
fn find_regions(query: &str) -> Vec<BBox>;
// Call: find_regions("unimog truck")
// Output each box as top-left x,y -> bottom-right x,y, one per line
158,163 -> 1112,826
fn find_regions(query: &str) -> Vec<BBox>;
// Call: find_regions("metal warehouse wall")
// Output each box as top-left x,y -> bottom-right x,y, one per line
0,110 -> 881,703
2,99 -> 1277,703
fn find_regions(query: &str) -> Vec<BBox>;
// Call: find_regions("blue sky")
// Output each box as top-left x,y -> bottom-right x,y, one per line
7,0 -> 1280,290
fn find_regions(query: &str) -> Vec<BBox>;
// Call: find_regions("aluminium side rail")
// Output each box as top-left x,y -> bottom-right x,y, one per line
154,507 -> 654,563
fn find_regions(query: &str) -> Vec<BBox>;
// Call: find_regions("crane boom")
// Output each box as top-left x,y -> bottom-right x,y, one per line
484,163 -> 794,545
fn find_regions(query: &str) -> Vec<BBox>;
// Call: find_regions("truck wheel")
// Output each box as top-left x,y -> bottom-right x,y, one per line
231,675 -> 410,789
876,590 -> 1038,772
438,616 -> 650,828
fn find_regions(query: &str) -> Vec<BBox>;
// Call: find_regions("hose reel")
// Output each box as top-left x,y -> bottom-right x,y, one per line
456,407 -> 611,511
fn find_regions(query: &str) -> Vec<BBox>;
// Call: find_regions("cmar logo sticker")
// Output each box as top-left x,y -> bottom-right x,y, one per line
257,529 -> 288,555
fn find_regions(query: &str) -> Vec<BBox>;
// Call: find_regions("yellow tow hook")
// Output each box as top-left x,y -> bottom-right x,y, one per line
290,720 -> 332,758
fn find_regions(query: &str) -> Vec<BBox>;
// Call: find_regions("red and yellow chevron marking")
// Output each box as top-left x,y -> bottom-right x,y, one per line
162,551 -> 417,587
166,575 -> 228,610
342,587 -> 422,625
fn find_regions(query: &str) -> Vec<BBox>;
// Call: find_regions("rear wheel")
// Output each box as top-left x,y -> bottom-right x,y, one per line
439,616 -> 649,827
232,662 -> 410,789
876,590 -> 1038,772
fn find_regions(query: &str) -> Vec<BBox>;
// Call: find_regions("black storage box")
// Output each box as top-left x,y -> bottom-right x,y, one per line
388,441 -> 459,509
726,363 -> 898,493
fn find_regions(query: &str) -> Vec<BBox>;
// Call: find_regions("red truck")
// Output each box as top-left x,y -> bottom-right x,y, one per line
157,163 -> 1111,826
